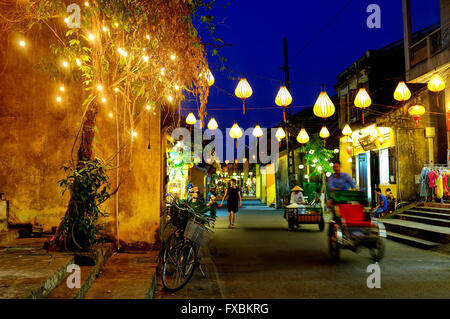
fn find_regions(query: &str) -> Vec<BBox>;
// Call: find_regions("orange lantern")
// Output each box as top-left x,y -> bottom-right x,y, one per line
346,146 -> 352,155
408,105 -> 425,127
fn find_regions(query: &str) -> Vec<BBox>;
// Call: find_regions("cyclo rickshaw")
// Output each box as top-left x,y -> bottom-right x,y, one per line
328,190 -> 386,261
283,194 -> 325,231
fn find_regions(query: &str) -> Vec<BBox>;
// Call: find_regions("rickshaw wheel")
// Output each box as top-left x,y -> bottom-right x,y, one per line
329,231 -> 340,261
318,218 -> 325,232
288,219 -> 297,231
370,238 -> 385,261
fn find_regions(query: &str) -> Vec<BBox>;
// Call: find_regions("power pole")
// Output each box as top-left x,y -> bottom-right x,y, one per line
281,37 -> 296,189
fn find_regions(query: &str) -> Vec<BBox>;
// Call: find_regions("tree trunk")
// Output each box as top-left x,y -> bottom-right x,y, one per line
51,102 -> 99,251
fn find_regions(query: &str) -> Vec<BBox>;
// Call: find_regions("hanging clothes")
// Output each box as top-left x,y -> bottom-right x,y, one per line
436,174 -> 444,199
428,170 -> 438,188
443,174 -> 449,197
419,167 -> 429,198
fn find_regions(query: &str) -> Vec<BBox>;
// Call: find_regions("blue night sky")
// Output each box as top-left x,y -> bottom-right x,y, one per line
184,0 -> 441,132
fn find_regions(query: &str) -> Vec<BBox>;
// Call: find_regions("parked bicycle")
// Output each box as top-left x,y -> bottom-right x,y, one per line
160,199 -> 215,291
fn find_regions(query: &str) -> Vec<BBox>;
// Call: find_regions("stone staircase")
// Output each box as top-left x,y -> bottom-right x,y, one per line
382,202 -> 450,249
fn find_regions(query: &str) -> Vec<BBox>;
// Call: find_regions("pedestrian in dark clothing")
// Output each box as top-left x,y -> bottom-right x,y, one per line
219,179 -> 242,228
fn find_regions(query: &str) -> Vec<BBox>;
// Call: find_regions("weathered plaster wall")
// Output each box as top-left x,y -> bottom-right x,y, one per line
0,29 -> 161,245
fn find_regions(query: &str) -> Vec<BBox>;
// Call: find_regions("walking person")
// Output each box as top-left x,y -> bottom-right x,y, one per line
219,179 -> 242,228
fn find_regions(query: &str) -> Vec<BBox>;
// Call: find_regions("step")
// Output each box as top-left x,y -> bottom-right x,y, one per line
46,243 -> 113,299
0,230 -> 20,245
403,209 -> 450,220
415,206 -> 450,214
386,231 -> 440,249
382,219 -> 450,244
84,251 -> 158,299
395,213 -> 450,228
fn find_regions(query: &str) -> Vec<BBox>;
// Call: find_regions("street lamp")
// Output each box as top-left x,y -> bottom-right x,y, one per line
235,78 -> 253,115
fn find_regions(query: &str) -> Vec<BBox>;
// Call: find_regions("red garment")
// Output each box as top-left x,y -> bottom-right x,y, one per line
428,170 -> 438,188
444,174 -> 449,196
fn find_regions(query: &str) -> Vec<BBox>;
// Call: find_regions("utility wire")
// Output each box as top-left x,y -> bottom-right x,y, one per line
292,0 -> 355,60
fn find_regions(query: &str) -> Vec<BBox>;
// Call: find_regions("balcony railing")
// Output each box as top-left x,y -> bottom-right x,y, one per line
410,27 -> 442,67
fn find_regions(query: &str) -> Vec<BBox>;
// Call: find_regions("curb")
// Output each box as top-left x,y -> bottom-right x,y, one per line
74,243 -> 114,299
28,257 -> 75,299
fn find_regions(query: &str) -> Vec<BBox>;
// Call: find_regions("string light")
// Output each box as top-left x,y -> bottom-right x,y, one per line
146,105 -> 151,111
59,86 -> 65,92
88,33 -> 95,41
102,26 -> 108,32
101,97 -> 107,103
76,58 -> 82,66
97,85 -> 103,91
132,131 -> 138,138
114,87 -> 119,93
161,68 -> 165,76
168,96 -> 173,102
62,61 -> 68,68
118,48 -> 128,57
19,40 -> 26,47
170,54 -> 176,60
108,112 -> 114,118
56,97 -> 62,103
146,35 -> 150,40
64,18 -> 69,24
174,85 -> 180,91
143,55 -> 149,62
84,1 -> 89,7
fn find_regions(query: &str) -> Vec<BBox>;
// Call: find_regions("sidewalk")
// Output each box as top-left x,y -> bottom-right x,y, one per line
0,236 -> 74,299
84,251 -> 158,299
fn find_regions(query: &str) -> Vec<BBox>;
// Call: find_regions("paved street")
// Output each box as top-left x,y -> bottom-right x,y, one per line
156,204 -> 450,299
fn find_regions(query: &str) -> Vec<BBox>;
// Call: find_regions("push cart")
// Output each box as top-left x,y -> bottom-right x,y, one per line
284,205 -> 325,231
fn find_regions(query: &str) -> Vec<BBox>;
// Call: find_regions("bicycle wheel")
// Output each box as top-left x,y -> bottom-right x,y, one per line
162,231 -> 183,264
162,241 -> 197,292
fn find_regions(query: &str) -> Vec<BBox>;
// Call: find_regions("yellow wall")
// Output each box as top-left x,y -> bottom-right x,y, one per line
0,26 -> 162,246
266,163 -> 277,206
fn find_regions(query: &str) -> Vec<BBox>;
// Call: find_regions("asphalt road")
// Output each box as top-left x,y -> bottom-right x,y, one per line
156,203 -> 450,299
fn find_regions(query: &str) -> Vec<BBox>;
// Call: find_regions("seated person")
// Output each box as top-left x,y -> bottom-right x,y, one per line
385,188 -> 396,212
288,185 -> 305,206
371,187 -> 388,218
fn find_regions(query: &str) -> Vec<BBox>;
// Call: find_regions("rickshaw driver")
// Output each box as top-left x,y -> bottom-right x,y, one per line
327,161 -> 357,224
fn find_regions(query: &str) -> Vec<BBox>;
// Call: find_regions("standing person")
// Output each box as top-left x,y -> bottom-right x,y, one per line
371,188 -> 388,218
219,179 -> 242,228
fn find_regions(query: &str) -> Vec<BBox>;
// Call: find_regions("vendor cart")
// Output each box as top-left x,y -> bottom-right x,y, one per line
284,205 -> 325,231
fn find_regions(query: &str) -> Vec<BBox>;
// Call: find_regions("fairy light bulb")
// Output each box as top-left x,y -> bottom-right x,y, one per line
108,112 -> 113,118
168,96 -> 173,102
118,48 -> 128,57
84,2 -> 89,7
102,26 -> 108,32
76,58 -> 82,66
19,40 -> 26,47
146,105 -> 151,111
174,85 -> 180,91
97,85 -> 103,91
114,87 -> 119,93
170,54 -> 176,60
143,55 -> 149,62
56,97 -> 62,103
88,34 -> 95,41
62,61 -> 68,68
59,86 -> 65,92
146,35 -> 150,40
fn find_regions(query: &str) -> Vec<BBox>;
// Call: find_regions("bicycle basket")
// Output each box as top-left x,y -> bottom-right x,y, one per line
171,208 -> 190,229
184,218 -> 214,246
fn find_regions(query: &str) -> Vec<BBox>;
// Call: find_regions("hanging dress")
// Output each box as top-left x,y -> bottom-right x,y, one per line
419,168 -> 429,197
428,170 -> 438,188
436,174 -> 444,199
444,174 -> 449,197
